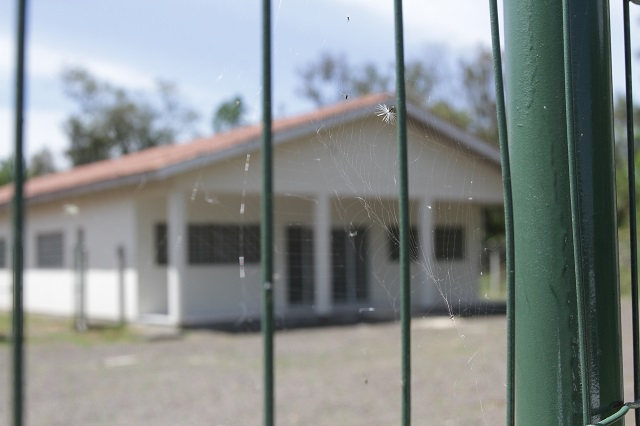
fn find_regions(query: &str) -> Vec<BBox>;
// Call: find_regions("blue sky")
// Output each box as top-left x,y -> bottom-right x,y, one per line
1,0 -> 638,168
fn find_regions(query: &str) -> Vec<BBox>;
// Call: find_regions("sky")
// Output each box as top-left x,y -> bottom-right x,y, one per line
0,0 -> 638,168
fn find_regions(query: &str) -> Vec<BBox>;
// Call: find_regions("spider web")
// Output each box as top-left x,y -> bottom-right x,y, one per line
0,2 -> 513,425
250,96 -> 506,424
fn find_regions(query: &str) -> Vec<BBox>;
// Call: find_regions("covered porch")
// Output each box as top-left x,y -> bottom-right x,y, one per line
134,187 -> 484,326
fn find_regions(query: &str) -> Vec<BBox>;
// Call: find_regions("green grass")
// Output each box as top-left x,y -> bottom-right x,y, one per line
478,227 -> 636,299
0,312 -> 137,346
619,226 -> 635,297
478,269 -> 507,300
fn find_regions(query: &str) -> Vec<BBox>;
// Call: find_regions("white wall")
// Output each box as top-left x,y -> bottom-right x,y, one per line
135,193 -> 169,317
0,115 -> 502,323
179,116 -> 503,203
0,189 -> 138,321
158,115 -> 502,322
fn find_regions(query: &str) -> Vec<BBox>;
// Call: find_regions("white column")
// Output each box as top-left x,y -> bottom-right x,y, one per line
419,198 -> 435,308
314,193 -> 331,315
167,190 -> 186,325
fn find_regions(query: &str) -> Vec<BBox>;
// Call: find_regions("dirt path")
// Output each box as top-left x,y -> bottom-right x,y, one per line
0,300 -> 636,425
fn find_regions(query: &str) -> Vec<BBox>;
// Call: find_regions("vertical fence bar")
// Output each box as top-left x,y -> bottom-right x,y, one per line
561,0 -> 591,420
564,0 -> 623,422
74,231 -> 87,332
117,245 -> 126,326
623,1 -> 640,424
392,1 -> 411,424
261,0 -> 274,425
12,0 -> 28,425
487,1 -> 515,424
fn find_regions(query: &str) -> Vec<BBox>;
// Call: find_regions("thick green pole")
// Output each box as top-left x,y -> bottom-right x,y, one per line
393,0 -> 411,424
505,0 -> 622,424
12,0 -> 28,425
261,0 -> 274,425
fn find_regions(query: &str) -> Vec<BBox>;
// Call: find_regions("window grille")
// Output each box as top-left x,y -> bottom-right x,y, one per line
0,237 -> 6,268
388,225 -> 420,262
434,226 -> 464,261
286,226 -> 314,305
154,223 -> 168,266
331,228 -> 368,303
188,224 -> 260,265
36,232 -> 64,268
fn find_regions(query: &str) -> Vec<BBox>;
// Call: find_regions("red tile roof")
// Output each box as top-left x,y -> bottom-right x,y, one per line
0,92 -> 499,207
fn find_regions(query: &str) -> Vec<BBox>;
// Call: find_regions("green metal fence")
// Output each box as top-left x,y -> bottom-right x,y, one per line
9,0 -> 640,425
11,1 -> 27,425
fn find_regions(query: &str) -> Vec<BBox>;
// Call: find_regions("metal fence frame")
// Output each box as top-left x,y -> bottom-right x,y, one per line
9,0 -> 640,425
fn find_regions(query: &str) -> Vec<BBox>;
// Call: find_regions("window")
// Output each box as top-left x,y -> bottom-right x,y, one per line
0,238 -> 6,268
434,226 -> 465,261
155,223 -> 168,265
37,232 -> 64,268
388,225 -> 420,262
287,226 -> 314,305
188,224 -> 260,265
332,228 -> 368,303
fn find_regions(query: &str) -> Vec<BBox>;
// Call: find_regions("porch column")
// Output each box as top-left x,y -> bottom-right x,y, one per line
419,198 -> 435,308
167,190 -> 186,325
314,193 -> 331,315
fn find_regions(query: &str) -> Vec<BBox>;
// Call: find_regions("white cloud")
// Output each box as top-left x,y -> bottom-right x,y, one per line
329,0 -> 494,49
0,106 -> 69,167
0,35 -> 155,91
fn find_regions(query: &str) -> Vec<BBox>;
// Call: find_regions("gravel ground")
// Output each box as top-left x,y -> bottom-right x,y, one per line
0,300 -> 637,425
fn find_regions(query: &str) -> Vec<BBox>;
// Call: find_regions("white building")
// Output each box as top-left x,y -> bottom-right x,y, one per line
0,94 -> 503,326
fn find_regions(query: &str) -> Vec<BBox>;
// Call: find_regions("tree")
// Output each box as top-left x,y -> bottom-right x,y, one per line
0,157 -> 13,186
296,49 -> 489,139
29,147 -> 57,178
212,95 -> 248,133
0,148 -> 55,186
296,51 -> 439,110
459,47 -> 498,144
613,94 -> 640,226
62,67 -> 198,166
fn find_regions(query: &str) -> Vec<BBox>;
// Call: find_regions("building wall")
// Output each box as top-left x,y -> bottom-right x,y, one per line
0,189 -> 138,322
135,191 -> 169,317
0,115 -> 502,324
159,116 -> 501,323
180,116 -> 503,203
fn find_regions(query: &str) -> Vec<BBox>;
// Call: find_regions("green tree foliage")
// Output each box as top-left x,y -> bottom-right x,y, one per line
212,95 -> 248,133
613,95 -> 640,226
62,67 -> 198,166
297,51 -> 439,110
0,148 -> 56,186
459,47 -> 498,143
296,47 -> 498,145
28,147 -> 57,178
0,157 -> 13,186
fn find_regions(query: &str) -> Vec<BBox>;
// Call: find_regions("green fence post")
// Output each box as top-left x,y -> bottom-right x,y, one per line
487,1 -> 515,423
393,0 -> 411,424
504,0 -> 623,424
261,0 -> 275,425
623,1 -> 640,424
12,0 -> 28,425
